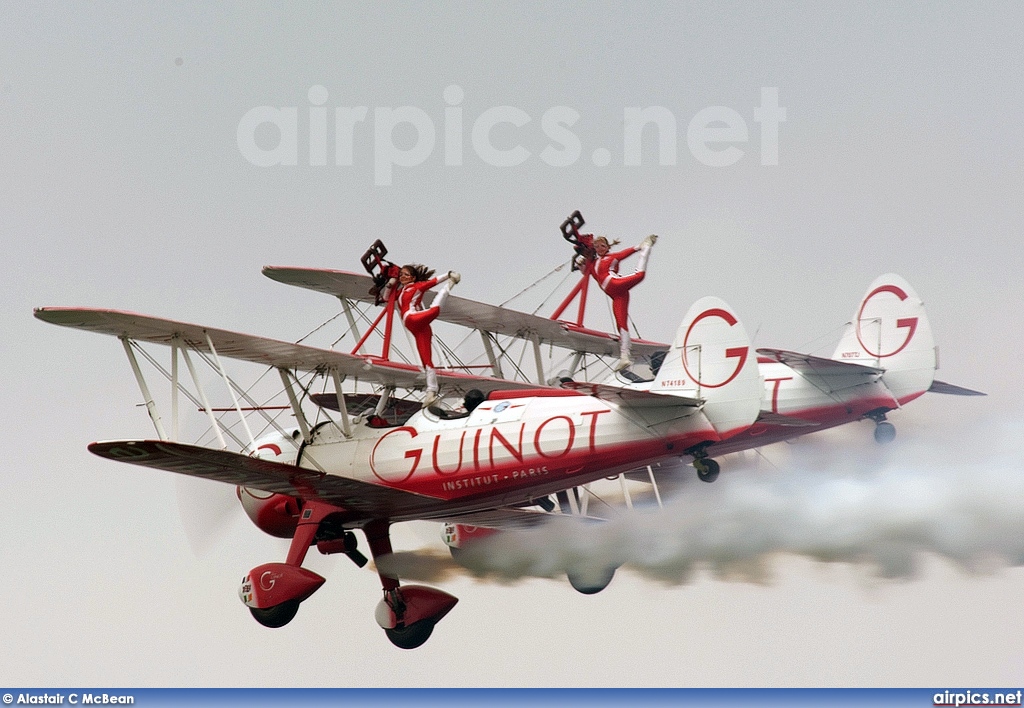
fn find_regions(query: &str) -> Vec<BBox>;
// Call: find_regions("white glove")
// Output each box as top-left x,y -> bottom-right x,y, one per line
641,234 -> 658,248
447,270 -> 461,284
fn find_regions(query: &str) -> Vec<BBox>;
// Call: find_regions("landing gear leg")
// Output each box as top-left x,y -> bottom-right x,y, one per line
690,447 -> 720,483
242,501 -> 335,628
364,521 -> 458,650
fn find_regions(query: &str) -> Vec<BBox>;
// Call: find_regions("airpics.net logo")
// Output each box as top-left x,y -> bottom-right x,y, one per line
236,85 -> 786,186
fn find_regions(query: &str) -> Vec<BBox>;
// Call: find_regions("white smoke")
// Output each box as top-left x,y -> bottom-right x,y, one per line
382,416 -> 1024,586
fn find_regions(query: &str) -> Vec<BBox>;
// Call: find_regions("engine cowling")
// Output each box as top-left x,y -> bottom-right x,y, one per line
237,487 -> 301,538
238,430 -> 303,538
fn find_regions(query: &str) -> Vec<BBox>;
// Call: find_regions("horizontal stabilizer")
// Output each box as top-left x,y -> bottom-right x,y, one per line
757,348 -> 884,376
560,380 -> 702,409
757,347 -> 886,397
928,379 -> 986,396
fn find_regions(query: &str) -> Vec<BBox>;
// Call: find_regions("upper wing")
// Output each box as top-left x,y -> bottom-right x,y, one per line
263,266 -> 669,358
261,266 -> 380,302
33,307 -> 536,394
757,347 -> 884,394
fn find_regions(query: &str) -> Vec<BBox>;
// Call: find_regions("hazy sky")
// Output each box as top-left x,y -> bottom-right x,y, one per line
4,1 -> 1024,687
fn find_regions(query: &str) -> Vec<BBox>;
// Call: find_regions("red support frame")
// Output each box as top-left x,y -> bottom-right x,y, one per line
551,210 -> 597,328
353,239 -> 401,362
550,259 -> 595,327
350,284 -> 399,361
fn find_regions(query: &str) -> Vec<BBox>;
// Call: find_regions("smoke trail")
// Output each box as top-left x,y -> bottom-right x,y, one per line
398,417 -> 1024,586
374,549 -> 465,583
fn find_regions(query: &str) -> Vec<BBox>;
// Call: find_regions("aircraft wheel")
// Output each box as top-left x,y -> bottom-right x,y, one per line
567,566 -> 616,595
696,458 -> 720,483
874,421 -> 896,444
385,619 -> 436,649
249,599 -> 300,628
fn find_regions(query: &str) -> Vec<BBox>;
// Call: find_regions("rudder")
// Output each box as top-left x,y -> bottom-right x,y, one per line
831,273 -> 936,404
652,296 -> 762,439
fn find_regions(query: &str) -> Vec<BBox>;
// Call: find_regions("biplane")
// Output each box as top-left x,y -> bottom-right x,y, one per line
34,212 -> 983,649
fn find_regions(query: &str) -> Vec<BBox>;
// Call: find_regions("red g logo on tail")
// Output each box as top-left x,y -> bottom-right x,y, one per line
681,308 -> 749,389
856,285 -> 918,358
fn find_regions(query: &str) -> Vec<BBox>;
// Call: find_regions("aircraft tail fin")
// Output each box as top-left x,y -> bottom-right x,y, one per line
651,296 -> 762,439
831,273 -> 936,404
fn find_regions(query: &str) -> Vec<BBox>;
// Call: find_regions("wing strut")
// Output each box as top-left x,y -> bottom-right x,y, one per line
531,333 -> 545,385
278,368 -> 312,443
121,336 -> 168,441
618,474 -> 633,510
329,367 -> 352,438
179,341 -> 228,449
339,298 -> 362,344
206,331 -> 257,450
374,387 -> 395,417
480,331 -> 504,379
569,350 -> 584,377
646,465 -> 663,508
170,341 -> 180,441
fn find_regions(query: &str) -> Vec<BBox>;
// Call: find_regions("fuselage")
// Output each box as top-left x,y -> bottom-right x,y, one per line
263,356 -> 917,509
294,391 -> 717,506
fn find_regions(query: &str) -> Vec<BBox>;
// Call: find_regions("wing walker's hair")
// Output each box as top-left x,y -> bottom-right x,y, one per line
593,235 -> 621,248
402,263 -> 436,281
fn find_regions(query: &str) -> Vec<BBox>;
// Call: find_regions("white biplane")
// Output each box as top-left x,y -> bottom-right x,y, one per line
34,213 -> 983,649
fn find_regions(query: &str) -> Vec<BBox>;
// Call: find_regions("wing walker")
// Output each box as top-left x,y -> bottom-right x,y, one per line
34,211 -> 984,648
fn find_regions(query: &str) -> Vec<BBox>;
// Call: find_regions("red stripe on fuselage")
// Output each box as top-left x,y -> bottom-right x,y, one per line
710,395 -> 900,456
390,429 -> 717,500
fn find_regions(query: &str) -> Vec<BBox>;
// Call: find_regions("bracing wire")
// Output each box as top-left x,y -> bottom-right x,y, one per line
499,261 -> 569,309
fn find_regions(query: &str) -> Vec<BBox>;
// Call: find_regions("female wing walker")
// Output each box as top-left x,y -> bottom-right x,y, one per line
591,233 -> 657,370
386,263 -> 460,407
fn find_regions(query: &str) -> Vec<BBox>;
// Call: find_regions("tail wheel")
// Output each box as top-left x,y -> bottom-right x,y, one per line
385,619 -> 436,649
695,458 -> 720,483
249,599 -> 300,628
874,421 -> 896,444
567,566 -> 617,595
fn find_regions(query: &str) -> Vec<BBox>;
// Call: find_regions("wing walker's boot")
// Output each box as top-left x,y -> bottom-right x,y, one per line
636,234 -> 657,272
423,367 -> 439,408
615,328 -> 632,371
433,271 -> 460,310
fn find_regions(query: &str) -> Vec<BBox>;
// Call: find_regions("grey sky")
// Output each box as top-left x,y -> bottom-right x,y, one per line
3,1 -> 1023,686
